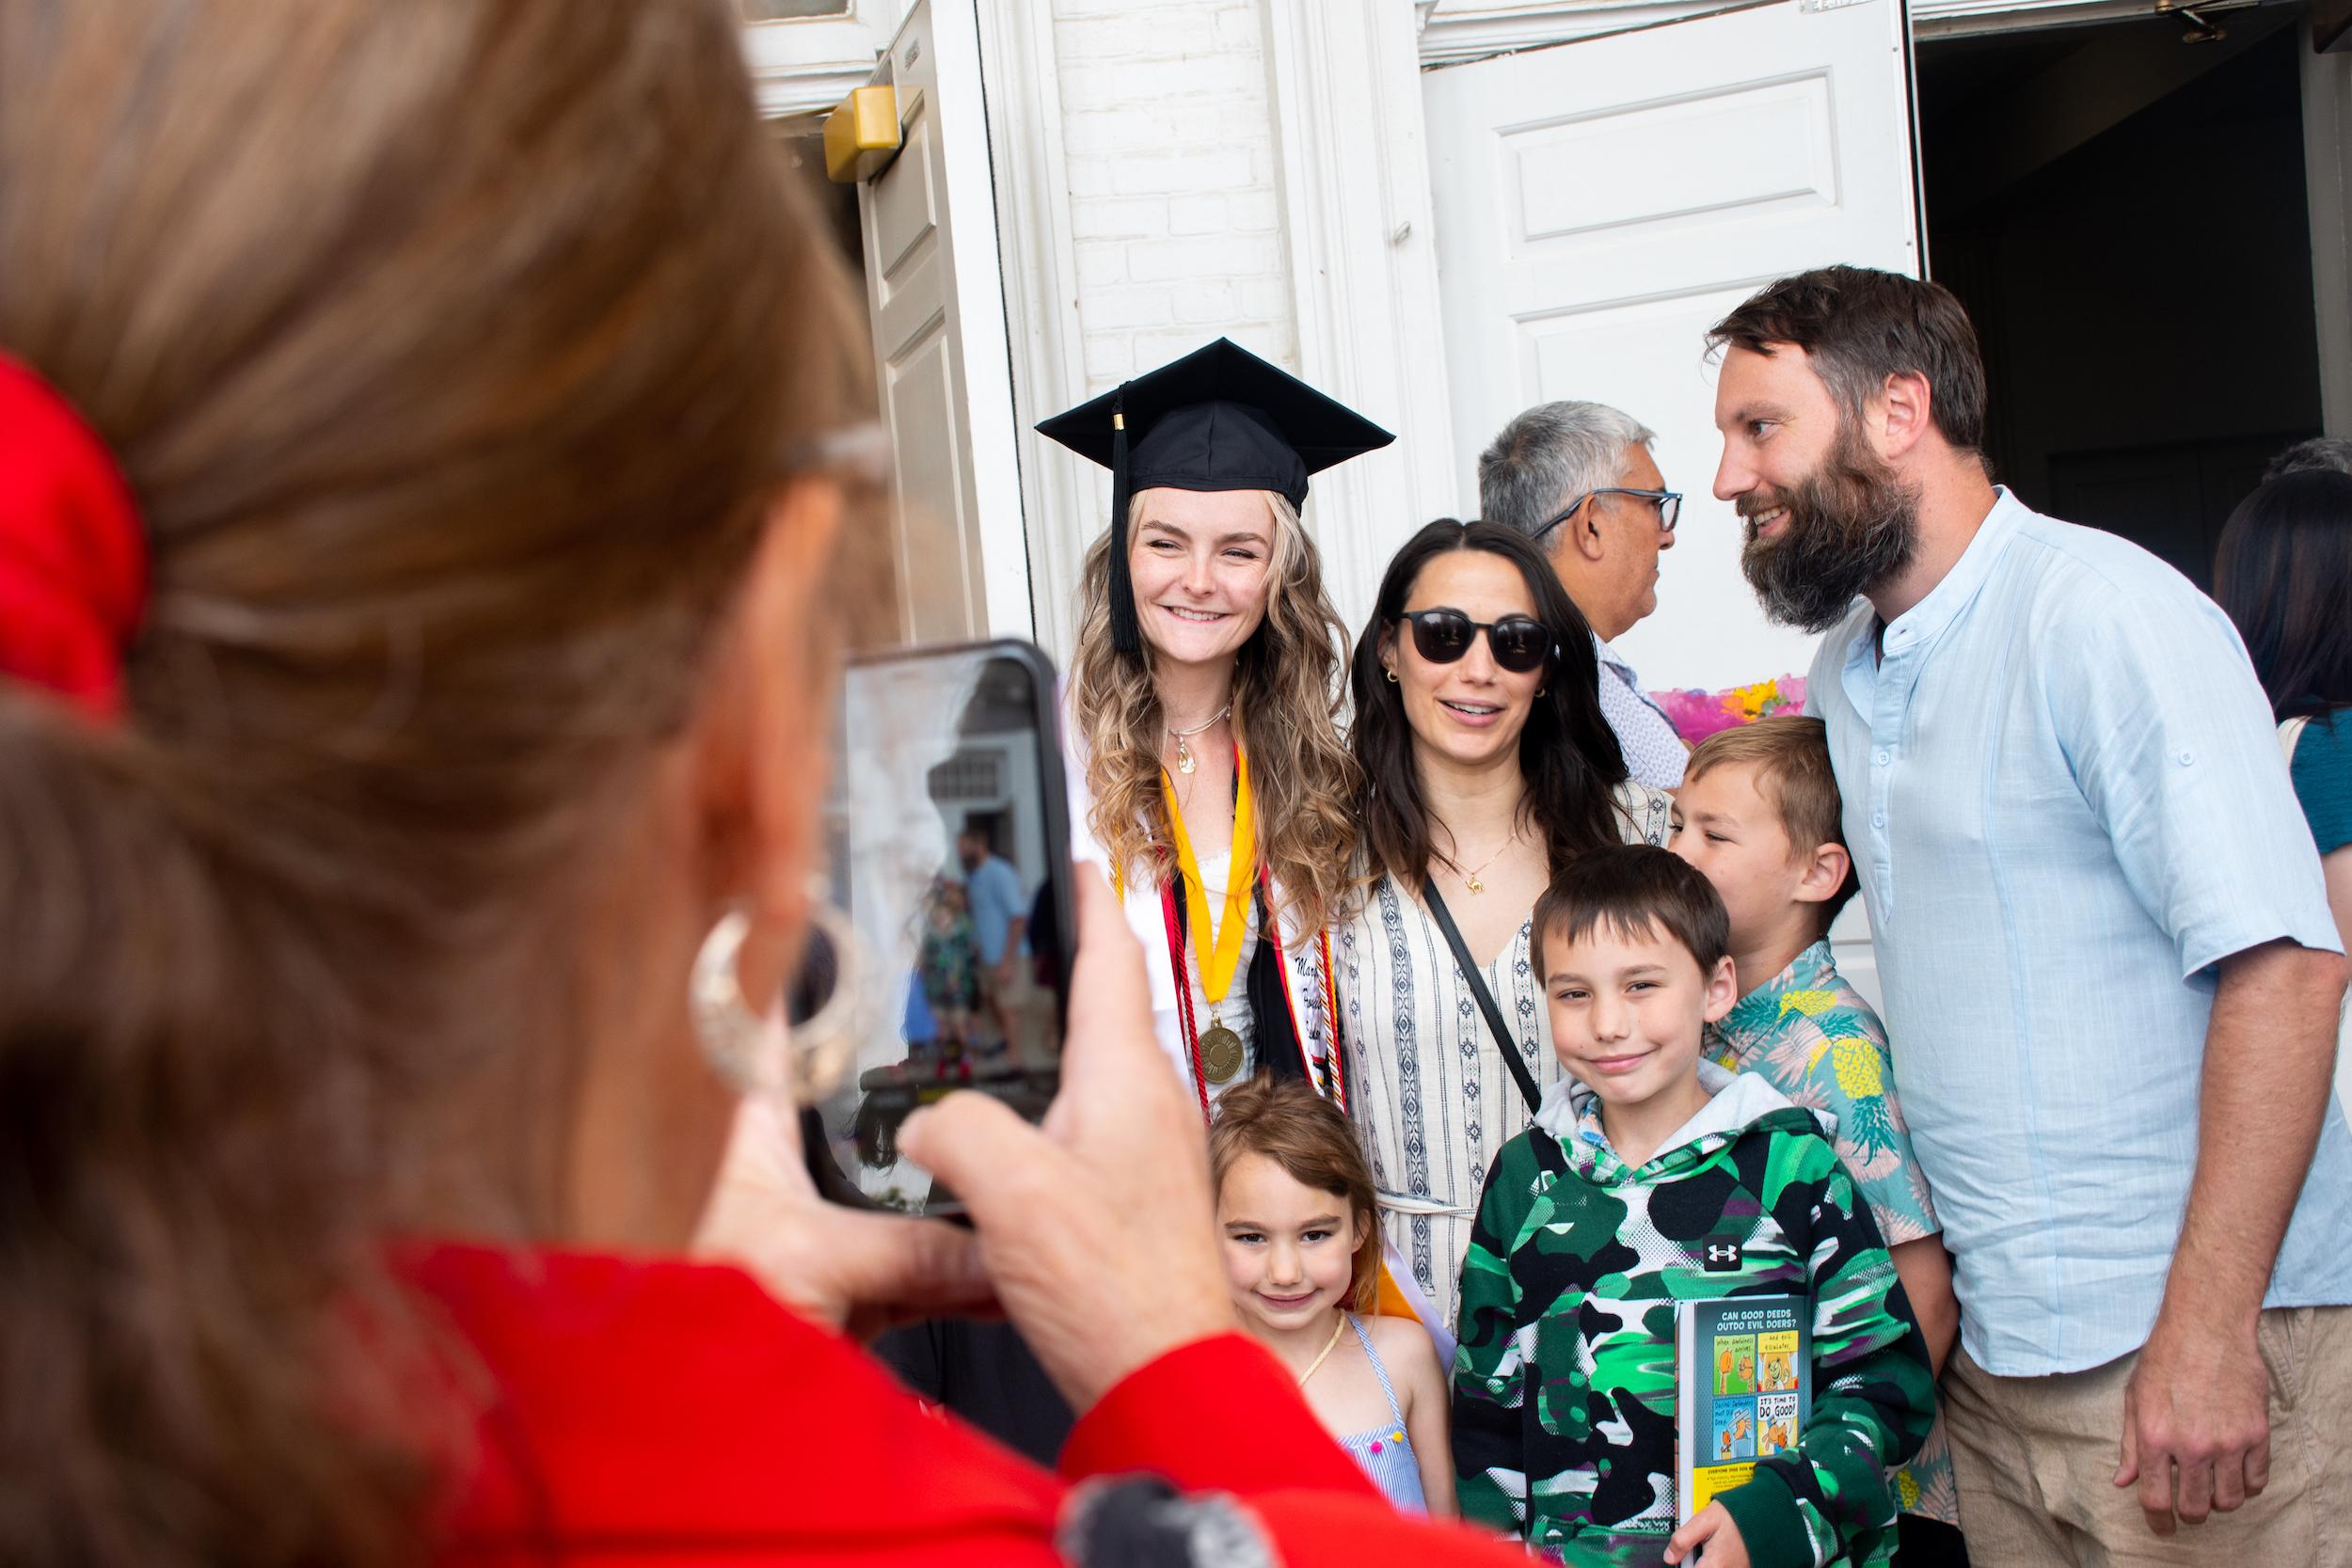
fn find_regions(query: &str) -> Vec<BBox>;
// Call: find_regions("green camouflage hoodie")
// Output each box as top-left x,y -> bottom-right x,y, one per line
1451,1063 -> 1933,1567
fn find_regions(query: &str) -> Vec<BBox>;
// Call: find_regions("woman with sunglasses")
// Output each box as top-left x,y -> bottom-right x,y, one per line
0,8 -> 1541,1567
1336,520 -> 1673,1338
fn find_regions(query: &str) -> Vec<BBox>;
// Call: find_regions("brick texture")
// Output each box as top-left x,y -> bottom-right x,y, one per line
1053,0 -> 1296,398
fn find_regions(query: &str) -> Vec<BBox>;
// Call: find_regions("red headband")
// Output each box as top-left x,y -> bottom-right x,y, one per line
0,354 -> 146,719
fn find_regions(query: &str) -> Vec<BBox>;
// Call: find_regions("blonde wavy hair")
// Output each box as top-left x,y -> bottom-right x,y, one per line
1070,490 -> 1361,936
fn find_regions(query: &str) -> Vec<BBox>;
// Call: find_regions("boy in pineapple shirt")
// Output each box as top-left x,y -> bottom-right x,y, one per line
1669,718 -> 1963,1563
1453,845 -> 1932,1566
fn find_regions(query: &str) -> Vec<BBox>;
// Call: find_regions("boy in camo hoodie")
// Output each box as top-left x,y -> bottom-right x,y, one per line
1451,846 -> 1932,1567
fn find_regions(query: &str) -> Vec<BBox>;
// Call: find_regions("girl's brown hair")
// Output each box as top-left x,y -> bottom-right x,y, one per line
1208,1075 -> 1380,1313
0,4 -> 866,1565
1069,491 -> 1363,934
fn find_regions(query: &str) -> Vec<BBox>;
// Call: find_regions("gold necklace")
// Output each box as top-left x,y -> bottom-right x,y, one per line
1296,1311 -> 1349,1386
1166,703 -> 1232,777
1445,830 -> 1523,895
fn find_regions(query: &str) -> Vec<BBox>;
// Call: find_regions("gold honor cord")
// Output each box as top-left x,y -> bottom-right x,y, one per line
1161,746 -> 1256,1084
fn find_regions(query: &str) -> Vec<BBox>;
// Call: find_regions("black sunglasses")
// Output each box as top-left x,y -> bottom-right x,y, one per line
1533,486 -> 1682,542
1395,609 -> 1553,674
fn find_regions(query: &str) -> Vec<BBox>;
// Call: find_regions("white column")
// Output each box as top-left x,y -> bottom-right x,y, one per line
1263,0 -> 1462,637
2303,31 -> 2352,439
977,0 -> 1093,661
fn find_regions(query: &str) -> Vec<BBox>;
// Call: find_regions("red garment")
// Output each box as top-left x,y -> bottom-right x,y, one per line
408,1243 -> 1524,1566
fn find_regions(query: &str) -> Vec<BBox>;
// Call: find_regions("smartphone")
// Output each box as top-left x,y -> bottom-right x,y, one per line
799,640 -> 1076,1215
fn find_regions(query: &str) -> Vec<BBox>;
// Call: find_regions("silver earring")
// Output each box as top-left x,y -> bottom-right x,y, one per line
691,897 -> 861,1102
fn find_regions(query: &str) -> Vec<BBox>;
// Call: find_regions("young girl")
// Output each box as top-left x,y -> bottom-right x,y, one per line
1210,1076 -> 1454,1516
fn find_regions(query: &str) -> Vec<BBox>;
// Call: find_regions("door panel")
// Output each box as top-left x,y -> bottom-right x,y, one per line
855,0 -> 1025,646
1425,0 -> 1919,691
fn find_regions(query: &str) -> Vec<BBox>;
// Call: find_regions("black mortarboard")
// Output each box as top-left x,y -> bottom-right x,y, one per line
1037,338 -> 1393,656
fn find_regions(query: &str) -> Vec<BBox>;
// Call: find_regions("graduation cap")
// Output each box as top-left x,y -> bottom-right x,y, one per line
1037,338 -> 1393,656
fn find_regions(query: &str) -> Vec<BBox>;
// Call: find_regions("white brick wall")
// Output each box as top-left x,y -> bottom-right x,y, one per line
1053,0 -> 1296,393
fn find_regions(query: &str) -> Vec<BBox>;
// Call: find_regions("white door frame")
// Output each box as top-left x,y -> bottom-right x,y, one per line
742,2 -> 903,117
2303,30 -> 2352,440
749,2 -> 1035,641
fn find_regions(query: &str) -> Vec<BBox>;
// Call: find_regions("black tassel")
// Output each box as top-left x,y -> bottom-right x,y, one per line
1248,882 -> 1307,1085
1106,392 -> 1142,657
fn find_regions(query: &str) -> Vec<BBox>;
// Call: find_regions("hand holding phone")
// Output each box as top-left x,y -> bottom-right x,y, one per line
801,641 -> 1077,1214
897,866 -> 1236,1410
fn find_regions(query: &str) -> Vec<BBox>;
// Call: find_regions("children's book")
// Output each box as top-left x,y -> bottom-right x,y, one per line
1676,1295 -> 1811,1521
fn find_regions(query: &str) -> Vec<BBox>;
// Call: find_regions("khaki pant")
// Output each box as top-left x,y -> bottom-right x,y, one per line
1942,1307 -> 2351,1567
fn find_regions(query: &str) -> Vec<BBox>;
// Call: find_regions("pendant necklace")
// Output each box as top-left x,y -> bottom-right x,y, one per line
1296,1311 -> 1349,1386
1447,830 -> 1522,895
1167,704 -> 1232,777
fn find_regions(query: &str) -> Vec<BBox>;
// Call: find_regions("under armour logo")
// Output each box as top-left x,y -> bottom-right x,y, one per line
1703,1240 -> 1742,1272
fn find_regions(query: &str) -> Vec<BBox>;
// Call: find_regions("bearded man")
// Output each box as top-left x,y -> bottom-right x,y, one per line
1707,266 -> 2351,1566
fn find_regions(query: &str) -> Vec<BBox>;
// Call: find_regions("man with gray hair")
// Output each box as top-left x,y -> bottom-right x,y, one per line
1480,401 -> 1687,786
2263,435 -> 2352,483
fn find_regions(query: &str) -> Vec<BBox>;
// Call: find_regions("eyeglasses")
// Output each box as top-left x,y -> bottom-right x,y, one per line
1395,609 -> 1553,673
1533,486 -> 1681,542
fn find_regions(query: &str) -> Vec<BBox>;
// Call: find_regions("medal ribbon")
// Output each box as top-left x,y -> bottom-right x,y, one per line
1160,745 -> 1255,1013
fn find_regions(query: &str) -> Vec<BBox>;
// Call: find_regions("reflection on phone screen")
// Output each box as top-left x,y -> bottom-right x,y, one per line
805,644 -> 1068,1215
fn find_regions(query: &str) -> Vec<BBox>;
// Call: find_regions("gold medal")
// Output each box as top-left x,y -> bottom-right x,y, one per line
1200,1021 -> 1246,1084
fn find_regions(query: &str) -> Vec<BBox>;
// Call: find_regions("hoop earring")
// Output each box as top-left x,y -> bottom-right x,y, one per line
1384,666 -> 1398,684
691,896 -> 861,1102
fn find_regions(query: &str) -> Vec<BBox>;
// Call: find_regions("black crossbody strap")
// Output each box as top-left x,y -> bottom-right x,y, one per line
1422,881 -> 1543,1117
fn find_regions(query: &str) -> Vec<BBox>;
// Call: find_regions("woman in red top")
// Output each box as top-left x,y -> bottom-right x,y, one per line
0,6 -> 1527,1568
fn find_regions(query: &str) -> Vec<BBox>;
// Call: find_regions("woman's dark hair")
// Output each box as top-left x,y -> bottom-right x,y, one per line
1349,519 -> 1629,889
2215,469 -> 2352,721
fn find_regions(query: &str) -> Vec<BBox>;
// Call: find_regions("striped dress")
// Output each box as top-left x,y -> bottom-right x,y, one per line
1336,783 -> 1671,1336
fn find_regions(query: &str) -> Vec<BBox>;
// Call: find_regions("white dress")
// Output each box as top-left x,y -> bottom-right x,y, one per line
1336,782 -> 1672,1334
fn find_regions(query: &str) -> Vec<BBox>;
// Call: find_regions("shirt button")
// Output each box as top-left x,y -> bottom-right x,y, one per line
1872,812 -> 1886,828
1874,749 -> 1890,766
2176,749 -> 2195,767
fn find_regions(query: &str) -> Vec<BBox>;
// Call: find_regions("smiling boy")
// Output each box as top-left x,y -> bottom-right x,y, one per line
1451,845 -> 1932,1567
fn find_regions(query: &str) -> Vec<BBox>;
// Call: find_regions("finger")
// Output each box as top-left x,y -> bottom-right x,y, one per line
1664,1513 -> 1716,1563
2173,1451 -> 2214,1527
899,1086 -> 1069,1237
826,1211 -> 993,1339
2245,1428 -> 2271,1497
2211,1446 -> 2248,1515
2138,1449 -> 2178,1536
1046,864 -> 1191,1147
1058,863 -> 1152,1082
2113,1401 -> 2139,1488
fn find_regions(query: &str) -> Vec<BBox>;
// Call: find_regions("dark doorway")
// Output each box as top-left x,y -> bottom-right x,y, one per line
1918,14 -> 2324,590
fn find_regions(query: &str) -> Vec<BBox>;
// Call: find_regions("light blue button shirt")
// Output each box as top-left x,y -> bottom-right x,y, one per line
1593,633 -> 1688,788
1808,488 -> 2352,1376
963,853 -> 1026,966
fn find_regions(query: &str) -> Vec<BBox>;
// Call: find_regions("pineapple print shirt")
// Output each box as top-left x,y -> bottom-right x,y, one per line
1708,940 -> 1957,1528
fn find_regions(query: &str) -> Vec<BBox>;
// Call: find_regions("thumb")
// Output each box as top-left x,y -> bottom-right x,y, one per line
899,1086 -> 1070,1229
1664,1510 -> 1714,1564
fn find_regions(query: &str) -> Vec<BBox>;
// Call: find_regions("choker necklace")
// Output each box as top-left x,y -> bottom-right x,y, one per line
1167,704 -> 1232,777
1296,1311 -> 1348,1386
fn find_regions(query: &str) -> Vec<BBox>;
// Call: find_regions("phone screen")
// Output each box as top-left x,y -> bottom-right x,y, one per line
803,641 -> 1073,1214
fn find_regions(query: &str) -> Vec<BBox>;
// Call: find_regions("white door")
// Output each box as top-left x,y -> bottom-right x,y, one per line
856,0 -> 1030,645
1423,0 -> 1919,694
